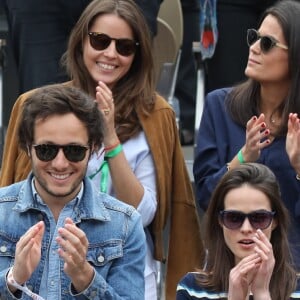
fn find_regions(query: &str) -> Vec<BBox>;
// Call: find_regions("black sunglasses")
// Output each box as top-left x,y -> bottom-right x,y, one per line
219,210 -> 276,230
32,144 -> 89,162
247,28 -> 288,53
88,32 -> 139,56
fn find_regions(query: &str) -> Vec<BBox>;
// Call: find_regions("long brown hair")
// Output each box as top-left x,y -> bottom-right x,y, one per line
62,0 -> 155,142
196,163 -> 297,300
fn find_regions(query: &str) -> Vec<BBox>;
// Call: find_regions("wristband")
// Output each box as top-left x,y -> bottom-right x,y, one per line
105,144 -> 123,159
296,174 -> 300,181
7,268 -> 45,300
237,149 -> 245,164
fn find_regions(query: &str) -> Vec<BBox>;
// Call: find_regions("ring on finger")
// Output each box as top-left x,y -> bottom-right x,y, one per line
102,108 -> 110,115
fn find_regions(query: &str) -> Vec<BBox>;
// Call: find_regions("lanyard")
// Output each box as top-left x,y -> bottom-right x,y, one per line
89,144 -> 123,193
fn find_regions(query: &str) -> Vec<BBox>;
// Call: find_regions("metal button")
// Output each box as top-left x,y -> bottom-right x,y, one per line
97,255 -> 105,263
0,246 -> 7,253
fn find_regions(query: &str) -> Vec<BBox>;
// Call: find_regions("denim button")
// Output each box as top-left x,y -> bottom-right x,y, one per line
0,245 -> 7,253
97,255 -> 105,263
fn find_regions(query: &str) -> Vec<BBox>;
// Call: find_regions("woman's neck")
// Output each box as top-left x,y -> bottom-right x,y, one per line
260,81 -> 289,109
259,82 -> 289,127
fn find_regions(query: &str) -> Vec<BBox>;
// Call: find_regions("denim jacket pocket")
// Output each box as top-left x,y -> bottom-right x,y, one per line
87,239 -> 123,267
0,233 -> 17,270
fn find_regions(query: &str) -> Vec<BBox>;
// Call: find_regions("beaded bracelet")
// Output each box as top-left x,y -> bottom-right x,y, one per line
7,268 -> 45,300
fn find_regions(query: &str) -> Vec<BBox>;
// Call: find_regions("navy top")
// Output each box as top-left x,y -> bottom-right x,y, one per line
176,272 -> 300,299
193,88 -> 300,270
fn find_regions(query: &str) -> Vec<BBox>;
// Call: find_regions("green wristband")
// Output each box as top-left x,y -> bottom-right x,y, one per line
237,149 -> 245,164
105,144 -> 123,159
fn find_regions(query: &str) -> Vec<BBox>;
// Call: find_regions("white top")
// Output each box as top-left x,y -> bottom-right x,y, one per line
87,131 -> 158,277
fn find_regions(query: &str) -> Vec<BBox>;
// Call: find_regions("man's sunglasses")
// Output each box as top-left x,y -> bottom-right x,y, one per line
32,144 -> 89,162
219,209 -> 276,230
88,32 -> 139,56
247,28 -> 288,53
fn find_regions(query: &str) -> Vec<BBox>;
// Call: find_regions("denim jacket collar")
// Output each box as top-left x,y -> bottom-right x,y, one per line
12,173 -> 111,222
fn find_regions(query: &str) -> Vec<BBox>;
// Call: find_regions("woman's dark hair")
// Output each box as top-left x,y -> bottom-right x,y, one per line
18,84 -> 104,151
62,0 -> 155,143
226,0 -> 300,136
196,163 -> 297,300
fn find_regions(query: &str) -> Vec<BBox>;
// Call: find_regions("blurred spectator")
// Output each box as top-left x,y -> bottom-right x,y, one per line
175,0 -> 200,145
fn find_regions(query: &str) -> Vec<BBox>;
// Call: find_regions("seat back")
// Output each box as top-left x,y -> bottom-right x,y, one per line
152,1 -> 183,127
158,0 -> 183,50
153,18 -> 177,86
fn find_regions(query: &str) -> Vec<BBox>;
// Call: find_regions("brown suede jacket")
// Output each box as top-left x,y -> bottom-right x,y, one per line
0,83 -> 204,300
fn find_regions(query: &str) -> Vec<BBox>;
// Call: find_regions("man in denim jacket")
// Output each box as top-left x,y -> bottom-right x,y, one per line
0,84 -> 146,299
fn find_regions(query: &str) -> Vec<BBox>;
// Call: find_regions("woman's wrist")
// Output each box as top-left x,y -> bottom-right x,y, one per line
104,140 -> 120,152
103,132 -> 119,149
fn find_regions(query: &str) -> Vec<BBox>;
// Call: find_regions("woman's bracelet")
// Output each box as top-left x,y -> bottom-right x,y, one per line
105,144 -> 123,159
237,149 -> 245,164
104,140 -> 120,152
296,174 -> 300,181
7,268 -> 45,300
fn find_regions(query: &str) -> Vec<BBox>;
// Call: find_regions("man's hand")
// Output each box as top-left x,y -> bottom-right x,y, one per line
12,221 -> 45,285
56,217 -> 94,293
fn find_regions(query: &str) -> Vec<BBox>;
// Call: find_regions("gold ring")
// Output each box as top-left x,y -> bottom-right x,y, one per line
102,108 -> 110,115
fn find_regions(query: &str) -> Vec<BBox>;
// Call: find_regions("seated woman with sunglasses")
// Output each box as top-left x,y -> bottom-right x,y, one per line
193,0 -> 300,271
0,0 -> 204,299
177,163 -> 300,300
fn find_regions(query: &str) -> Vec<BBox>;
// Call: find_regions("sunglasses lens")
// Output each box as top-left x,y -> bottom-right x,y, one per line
248,211 -> 273,229
34,144 -> 59,162
89,33 -> 111,51
63,145 -> 88,162
116,39 -> 137,56
247,29 -> 259,47
260,36 -> 274,53
221,211 -> 244,229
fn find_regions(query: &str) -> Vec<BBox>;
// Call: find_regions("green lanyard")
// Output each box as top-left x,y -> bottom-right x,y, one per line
89,144 -> 123,193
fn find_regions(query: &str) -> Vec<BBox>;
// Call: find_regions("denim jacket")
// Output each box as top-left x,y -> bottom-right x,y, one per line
0,175 -> 146,299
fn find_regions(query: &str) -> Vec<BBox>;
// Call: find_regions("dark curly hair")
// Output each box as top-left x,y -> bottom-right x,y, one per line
18,83 -> 104,151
